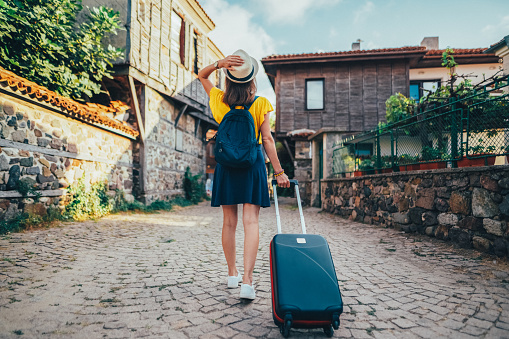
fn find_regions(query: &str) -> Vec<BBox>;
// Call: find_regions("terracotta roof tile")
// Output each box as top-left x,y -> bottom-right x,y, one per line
263,47 -> 496,62
0,66 -> 139,138
424,48 -> 489,56
262,46 -> 427,61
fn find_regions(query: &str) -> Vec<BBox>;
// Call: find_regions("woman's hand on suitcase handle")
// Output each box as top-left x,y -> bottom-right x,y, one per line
276,173 -> 290,188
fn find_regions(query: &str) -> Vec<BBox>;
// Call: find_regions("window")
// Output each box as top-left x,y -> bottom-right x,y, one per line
171,11 -> 185,65
355,143 -> 373,158
175,129 -> 183,151
410,80 -> 441,101
192,33 -> 199,74
306,79 -> 324,110
216,69 -> 222,89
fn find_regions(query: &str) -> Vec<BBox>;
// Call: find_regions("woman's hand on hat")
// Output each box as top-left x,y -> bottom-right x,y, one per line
219,55 -> 244,70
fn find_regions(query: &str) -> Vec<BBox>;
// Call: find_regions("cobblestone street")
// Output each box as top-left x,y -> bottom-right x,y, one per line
1,200 -> 509,338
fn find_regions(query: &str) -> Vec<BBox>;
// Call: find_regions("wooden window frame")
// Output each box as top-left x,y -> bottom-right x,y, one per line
305,78 -> 325,111
216,70 -> 223,90
193,33 -> 199,74
171,10 -> 185,65
179,17 -> 185,65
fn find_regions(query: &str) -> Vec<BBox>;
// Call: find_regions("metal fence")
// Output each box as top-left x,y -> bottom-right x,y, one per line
332,76 -> 509,177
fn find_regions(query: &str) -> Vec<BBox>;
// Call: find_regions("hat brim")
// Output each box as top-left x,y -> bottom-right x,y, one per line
224,56 -> 259,83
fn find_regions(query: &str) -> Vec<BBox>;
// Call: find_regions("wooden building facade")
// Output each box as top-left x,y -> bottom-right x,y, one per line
79,0 -> 224,203
262,47 -> 428,138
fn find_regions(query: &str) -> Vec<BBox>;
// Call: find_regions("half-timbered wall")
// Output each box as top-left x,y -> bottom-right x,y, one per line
276,61 -> 409,136
128,0 -> 209,108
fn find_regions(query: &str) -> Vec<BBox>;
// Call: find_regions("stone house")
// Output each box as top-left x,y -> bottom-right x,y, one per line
261,37 -> 500,206
80,0 -> 224,203
0,0 -> 224,221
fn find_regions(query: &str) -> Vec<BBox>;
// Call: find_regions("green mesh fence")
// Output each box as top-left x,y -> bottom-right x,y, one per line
332,78 -> 509,177
466,94 -> 509,159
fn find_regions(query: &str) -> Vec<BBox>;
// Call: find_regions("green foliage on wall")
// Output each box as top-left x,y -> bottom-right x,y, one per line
0,207 -> 62,235
1,169 -> 207,233
16,179 -> 41,202
64,179 -> 112,221
0,0 -> 123,101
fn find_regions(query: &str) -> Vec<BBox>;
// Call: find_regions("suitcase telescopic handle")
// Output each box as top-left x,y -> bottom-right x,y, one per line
272,179 -> 307,235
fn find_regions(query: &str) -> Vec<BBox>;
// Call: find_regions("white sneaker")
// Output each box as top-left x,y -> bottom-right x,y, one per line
239,283 -> 256,300
227,272 -> 242,288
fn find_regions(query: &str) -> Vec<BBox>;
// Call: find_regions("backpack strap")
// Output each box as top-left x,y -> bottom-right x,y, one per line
244,96 -> 259,110
228,96 -> 262,143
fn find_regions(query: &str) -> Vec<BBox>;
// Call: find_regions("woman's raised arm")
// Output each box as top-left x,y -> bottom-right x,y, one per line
198,55 -> 245,96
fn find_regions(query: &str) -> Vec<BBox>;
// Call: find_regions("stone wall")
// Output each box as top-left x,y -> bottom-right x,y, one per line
321,166 -> 509,257
0,92 -> 136,220
140,87 -> 205,204
293,141 -> 313,206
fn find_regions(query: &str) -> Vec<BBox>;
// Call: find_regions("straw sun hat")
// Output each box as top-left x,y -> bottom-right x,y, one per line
223,49 -> 259,83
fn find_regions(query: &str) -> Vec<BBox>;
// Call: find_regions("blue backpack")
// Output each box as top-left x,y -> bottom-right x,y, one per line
214,97 -> 260,168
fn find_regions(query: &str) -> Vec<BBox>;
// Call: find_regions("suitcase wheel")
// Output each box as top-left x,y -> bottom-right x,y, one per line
323,325 -> 334,337
332,314 -> 340,330
280,324 -> 290,338
280,314 -> 292,338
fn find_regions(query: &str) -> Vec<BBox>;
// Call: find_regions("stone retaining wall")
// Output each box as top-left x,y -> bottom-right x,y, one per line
0,92 -> 136,220
321,166 -> 509,257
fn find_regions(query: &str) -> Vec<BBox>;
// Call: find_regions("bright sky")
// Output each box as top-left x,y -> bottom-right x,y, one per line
200,0 -> 509,107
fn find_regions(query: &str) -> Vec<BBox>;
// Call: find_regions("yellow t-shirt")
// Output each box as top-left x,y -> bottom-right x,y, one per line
209,87 -> 274,144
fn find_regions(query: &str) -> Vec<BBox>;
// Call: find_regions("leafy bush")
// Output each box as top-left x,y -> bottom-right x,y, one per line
183,167 -> 205,204
64,178 -> 112,220
358,158 -> 374,171
112,189 -> 195,214
0,206 -> 63,235
385,93 -> 415,124
421,146 -> 444,161
0,0 -> 123,101
112,189 -> 147,212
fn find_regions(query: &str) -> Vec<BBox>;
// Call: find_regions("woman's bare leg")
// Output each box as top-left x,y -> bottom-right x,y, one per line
242,203 -> 260,285
222,205 -> 239,276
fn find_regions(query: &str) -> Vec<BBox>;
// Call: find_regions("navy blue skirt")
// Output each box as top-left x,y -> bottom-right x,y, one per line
211,146 -> 270,207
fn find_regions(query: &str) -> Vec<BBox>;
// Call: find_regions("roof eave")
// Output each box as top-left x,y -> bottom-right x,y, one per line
485,35 -> 509,54
262,51 -> 427,66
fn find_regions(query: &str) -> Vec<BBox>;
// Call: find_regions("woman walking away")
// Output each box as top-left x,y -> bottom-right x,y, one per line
198,49 -> 290,300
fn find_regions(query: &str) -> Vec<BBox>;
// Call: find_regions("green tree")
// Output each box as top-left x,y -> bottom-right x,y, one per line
385,92 -> 415,124
0,0 -> 123,101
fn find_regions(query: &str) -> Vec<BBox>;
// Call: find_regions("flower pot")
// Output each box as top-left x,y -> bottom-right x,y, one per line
408,164 -> 420,171
399,165 -> 408,172
457,156 -> 496,167
381,168 -> 393,173
419,161 -> 447,170
354,171 -> 365,177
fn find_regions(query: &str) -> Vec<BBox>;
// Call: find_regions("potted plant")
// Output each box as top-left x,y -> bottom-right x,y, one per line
397,154 -> 419,171
355,158 -> 374,176
458,144 -> 497,167
419,146 -> 447,170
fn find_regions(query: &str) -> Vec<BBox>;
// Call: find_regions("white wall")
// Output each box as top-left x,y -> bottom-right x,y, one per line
410,63 -> 501,85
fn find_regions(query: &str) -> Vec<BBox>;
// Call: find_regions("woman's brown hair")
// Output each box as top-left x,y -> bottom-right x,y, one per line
222,78 -> 257,107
